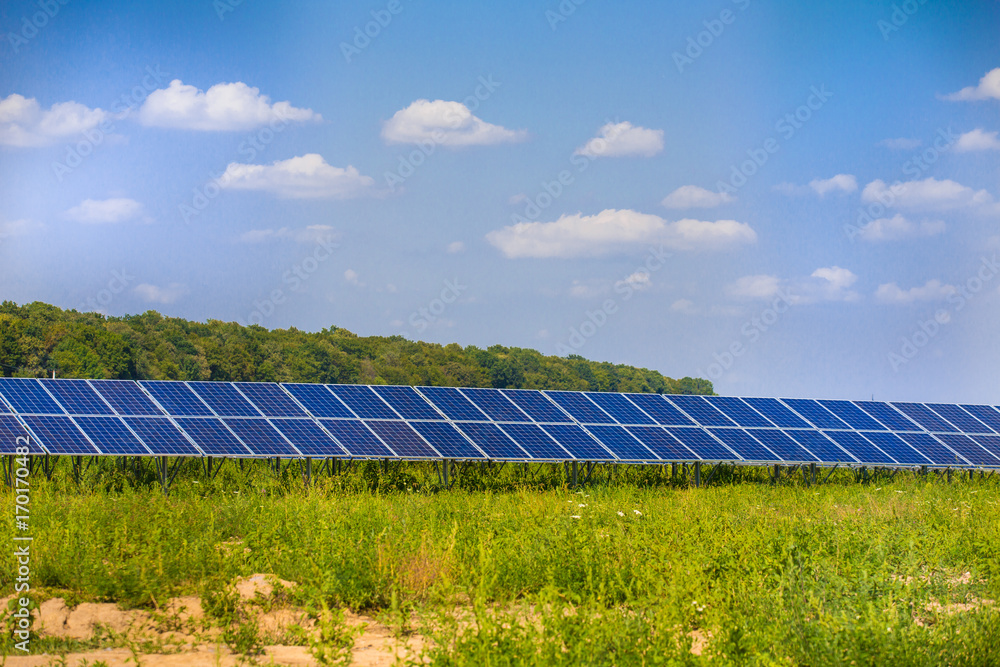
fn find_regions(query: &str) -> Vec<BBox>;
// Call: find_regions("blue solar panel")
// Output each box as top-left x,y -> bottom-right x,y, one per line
664,395 -> 737,427
0,378 -> 63,414
270,419 -> 347,457
891,403 -> 958,433
932,434 -> 999,466
497,423 -> 569,459
860,431 -> 933,466
281,384 -> 354,418
224,418 -> 300,457
624,394 -> 695,426
91,380 -> 164,416
784,430 -> 856,463
586,425 -> 656,460
0,396 -> 9,414
709,428 -> 779,461
74,416 -> 151,456
500,390 -> 572,423
819,400 -> 886,431
234,383 -> 309,418
782,399 -> 850,430
544,391 -> 616,424
416,386 -> 489,421
585,392 -> 656,425
960,405 -> 1000,434
328,385 -> 399,420
971,435 -> 1000,461
371,386 -> 442,420
926,404 -> 991,434
174,418 -> 253,457
188,382 -> 260,417
542,424 -> 615,460
740,397 -> 810,428
22,415 -> 98,454
123,418 -> 202,456
822,431 -> 895,465
460,388 -> 530,422
365,420 -> 439,458
664,427 -> 737,460
625,426 -> 697,459
455,422 -> 529,459
705,397 -> 773,428
319,419 -> 395,457
746,429 -> 818,462
853,401 -> 920,431
409,421 -> 486,459
0,416 -> 44,454
141,381 -> 213,416
44,380 -> 114,415
896,432 -> 965,466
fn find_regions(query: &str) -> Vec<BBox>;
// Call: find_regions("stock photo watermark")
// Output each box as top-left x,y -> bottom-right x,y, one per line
409,279 -> 468,333
697,290 -> 794,381
545,0 -> 588,30
340,0 -> 409,62
11,436 -> 33,653
5,0 -> 69,54
673,0 -> 752,73
76,269 -> 134,313
245,235 -> 340,326
877,0 -> 930,40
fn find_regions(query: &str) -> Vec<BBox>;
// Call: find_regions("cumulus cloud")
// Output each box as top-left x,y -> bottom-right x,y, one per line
382,99 -> 526,147
875,279 -> 955,304
856,214 -> 945,242
942,67 -> 1000,102
670,298 -> 696,314
344,269 -> 363,286
954,128 -> 1000,152
133,283 -> 188,305
726,274 -> 782,299
861,177 -> 995,212
219,154 -> 376,199
809,174 -> 857,196
485,209 -> 756,259
137,80 -> 319,131
615,271 -> 652,292
446,241 -> 465,254
239,224 -> 338,244
727,267 -> 860,304
0,94 -> 108,147
574,121 -> 663,158
661,185 -> 733,209
65,198 -> 147,224
879,137 -> 922,150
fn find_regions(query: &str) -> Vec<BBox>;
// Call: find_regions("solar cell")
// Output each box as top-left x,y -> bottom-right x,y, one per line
818,400 -> 886,430
91,380 -> 164,416
497,423 -> 569,459
971,435 -> 1000,461
709,428 -> 779,461
328,385 -> 399,420
959,405 -> 1000,434
319,419 -> 395,457
624,394 -> 695,426
21,415 -> 98,455
781,399 -> 850,429
896,432 -> 967,466
123,418 -> 202,456
585,392 -> 656,425
783,430 -> 855,463
0,395 -> 9,414
706,397 -> 773,427
821,431 -> 896,465
625,426 -> 697,460
460,387 -> 530,422
664,427 -> 738,460
270,419 -> 348,457
235,382 -> 309,418
859,431 -> 933,466
925,404 -> 991,434
44,380 -> 114,415
0,416 -> 44,454
281,384 -> 354,418
187,382 -> 260,417
586,425 -> 657,460
416,386 -> 488,421
891,403 -> 958,433
224,418 -> 301,457
500,389 -> 572,423
664,395 -> 737,427
454,422 -> 530,459
364,420 -> 439,458
74,416 -> 152,456
853,401 -> 920,431
371,385 -> 442,420
409,421 -> 486,459
541,424 -> 615,460
740,397 -> 810,428
932,434 -> 999,466
745,429 -> 818,462
544,391 -> 616,424
0,378 -> 63,414
174,418 -> 253,457
141,381 -> 213,416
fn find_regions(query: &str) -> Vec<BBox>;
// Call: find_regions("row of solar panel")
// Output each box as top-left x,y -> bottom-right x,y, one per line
0,379 -> 998,468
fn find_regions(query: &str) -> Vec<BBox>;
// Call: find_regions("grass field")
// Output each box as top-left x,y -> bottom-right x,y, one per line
2,460 -> 999,665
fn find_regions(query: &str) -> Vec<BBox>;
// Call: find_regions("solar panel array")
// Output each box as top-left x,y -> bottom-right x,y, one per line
0,378 -> 999,469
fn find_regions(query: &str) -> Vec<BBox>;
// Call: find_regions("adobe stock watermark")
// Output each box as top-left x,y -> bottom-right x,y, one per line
673,0 -> 752,73
877,0 -> 930,40
697,290 -> 794,381
244,235 -> 340,326
887,254 -> 999,372
340,0 -> 409,63
5,0 -> 69,54
76,269 -> 134,314
545,0 -> 587,30
555,245 -> 673,356
11,437 -> 33,653
213,0 -> 245,21
408,279 -> 468,334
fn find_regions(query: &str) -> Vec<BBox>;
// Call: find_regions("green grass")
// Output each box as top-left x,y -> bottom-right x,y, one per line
2,460 -> 999,664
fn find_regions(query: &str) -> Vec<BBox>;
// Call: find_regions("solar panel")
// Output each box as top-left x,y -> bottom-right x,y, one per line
500,389 -> 572,423
235,382 -> 309,418
821,431 -> 896,465
959,405 -> 1000,434
328,385 -> 399,420
0,416 -> 44,454
544,391 -> 616,424
971,435 -> 1000,460
818,400 -> 886,431
932,434 -> 999,467
853,401 -> 920,431
741,397 -> 810,428
371,385 -> 442,420
416,386 -> 489,421
409,421 -> 486,459
44,380 -> 114,415
21,415 -> 98,455
364,420 -> 439,458
0,378 -> 63,414
141,381 -> 213,416
281,384 -> 354,419
860,431 -> 933,466
224,418 -> 301,457
664,427 -> 737,460
705,397 -> 773,428
925,404 -> 991,434
665,395 -> 737,427
744,429 -> 818,462
585,425 -> 657,460
0,395 -> 9,414
623,394 -> 695,426
454,422 -> 530,459
891,403 -> 958,433
460,387 -> 530,422
781,399 -> 851,430
896,432 -> 966,466
625,426 -> 696,460
91,380 -> 164,416
123,417 -> 202,456
174,418 -> 253,457
542,424 -> 615,460
585,392 -> 656,425
187,382 -> 260,417
74,416 -> 151,456
497,423 -> 569,459
709,428 -> 779,461
270,419 -> 347,457
784,430 -> 856,463
319,419 -> 395,457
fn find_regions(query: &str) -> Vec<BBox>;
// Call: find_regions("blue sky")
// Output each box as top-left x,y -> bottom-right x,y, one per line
1,0 -> 999,403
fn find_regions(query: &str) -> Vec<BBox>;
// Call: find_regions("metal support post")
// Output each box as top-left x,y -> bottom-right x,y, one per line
810,462 -> 817,485
571,460 -> 578,488
694,461 -> 701,488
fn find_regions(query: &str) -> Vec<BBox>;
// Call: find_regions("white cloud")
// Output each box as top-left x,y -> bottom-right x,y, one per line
856,214 -> 945,242
875,279 -> 955,304
133,283 -> 188,305
954,128 -> 1000,152
568,280 -> 605,299
0,218 -> 42,240
446,241 -> 465,254
861,177 -> 995,212
381,99 -> 526,147
727,267 -> 860,305
879,137 -> 922,150
809,174 -> 857,196
219,154 -> 376,199
344,269 -> 363,286
615,271 -> 652,292
137,80 -> 319,131
670,298 -> 695,314
0,94 -> 108,147
727,274 -> 781,299
239,224 -> 337,244
661,185 -> 733,209
574,121 -> 663,158
942,67 -> 1000,102
65,198 -> 147,224
485,209 -> 756,259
